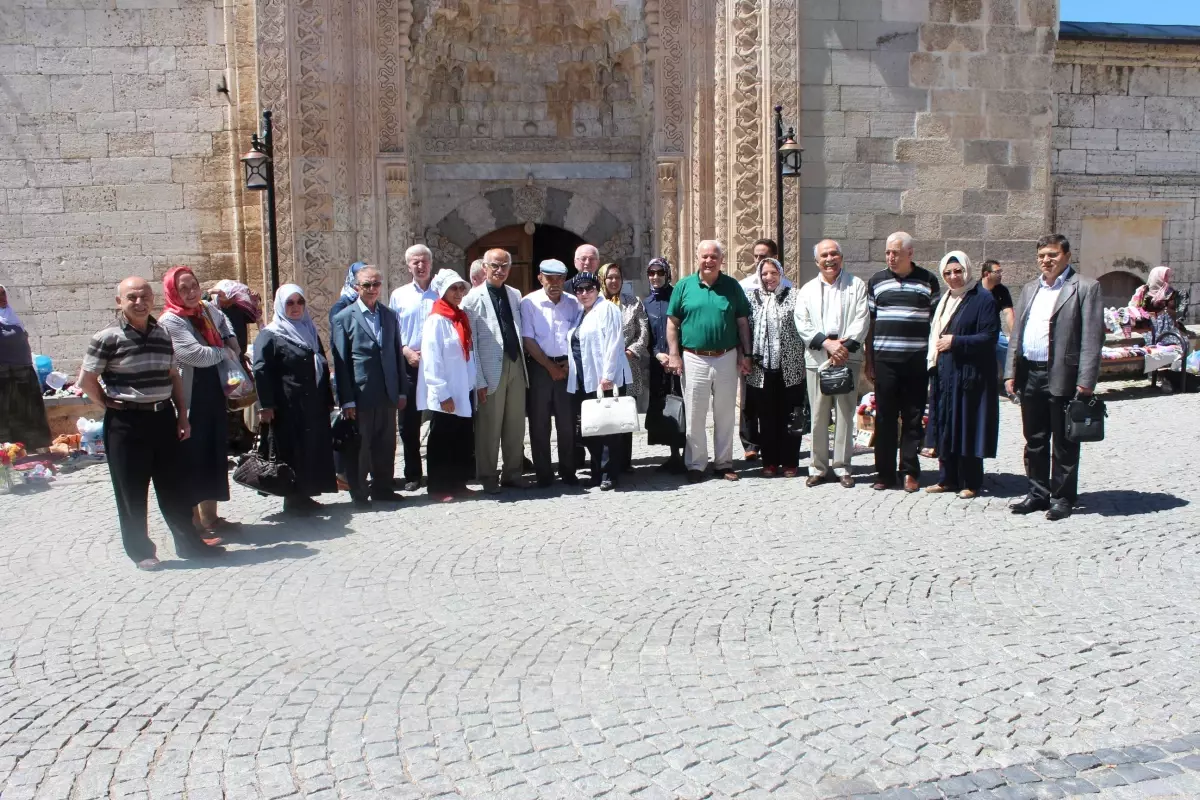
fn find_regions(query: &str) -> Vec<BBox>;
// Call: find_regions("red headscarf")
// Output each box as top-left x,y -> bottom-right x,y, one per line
163,266 -> 222,347
431,298 -> 472,361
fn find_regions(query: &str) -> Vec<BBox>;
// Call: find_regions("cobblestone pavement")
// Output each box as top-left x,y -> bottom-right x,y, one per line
1,383 -> 1198,800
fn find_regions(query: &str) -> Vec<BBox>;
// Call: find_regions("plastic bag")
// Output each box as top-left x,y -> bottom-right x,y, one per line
76,417 -> 105,456
220,353 -> 256,401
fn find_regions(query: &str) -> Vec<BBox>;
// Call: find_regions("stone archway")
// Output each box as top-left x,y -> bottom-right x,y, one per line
421,186 -> 635,277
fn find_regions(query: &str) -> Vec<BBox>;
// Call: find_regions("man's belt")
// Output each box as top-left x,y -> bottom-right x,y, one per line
108,399 -> 174,412
684,347 -> 734,357
1022,358 -> 1049,370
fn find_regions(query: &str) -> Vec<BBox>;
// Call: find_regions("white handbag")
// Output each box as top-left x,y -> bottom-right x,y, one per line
580,388 -> 641,437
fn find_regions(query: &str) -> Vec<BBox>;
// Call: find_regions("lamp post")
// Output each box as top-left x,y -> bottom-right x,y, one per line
240,109 -> 280,295
773,105 -> 803,269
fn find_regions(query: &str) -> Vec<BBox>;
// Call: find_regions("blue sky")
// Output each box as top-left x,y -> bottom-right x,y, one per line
1061,0 -> 1200,24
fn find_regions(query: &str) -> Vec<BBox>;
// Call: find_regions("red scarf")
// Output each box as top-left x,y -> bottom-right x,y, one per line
163,265 -> 222,347
431,298 -> 472,361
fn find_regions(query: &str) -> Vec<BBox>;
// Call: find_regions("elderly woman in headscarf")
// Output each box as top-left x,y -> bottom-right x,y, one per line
1130,266 -> 1189,391
0,284 -> 51,450
417,269 -> 477,502
745,258 -> 806,477
159,266 -> 242,539
567,271 -> 633,491
208,279 -> 262,353
329,261 -> 367,328
252,284 -> 337,514
598,262 -> 650,473
924,251 -> 999,499
642,257 -> 685,472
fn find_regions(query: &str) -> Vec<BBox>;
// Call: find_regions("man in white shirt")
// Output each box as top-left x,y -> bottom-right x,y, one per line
521,259 -> 582,487
1004,234 -> 1104,521
388,244 -> 439,491
794,239 -> 870,488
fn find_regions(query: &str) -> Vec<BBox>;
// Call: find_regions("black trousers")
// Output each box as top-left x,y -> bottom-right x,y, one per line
426,411 -> 474,493
873,353 -> 927,483
749,371 -> 803,469
739,377 -> 759,452
347,405 -> 396,500
527,359 -> 576,481
1020,363 -> 1080,503
103,406 -> 205,562
573,386 -> 631,485
399,360 -> 422,482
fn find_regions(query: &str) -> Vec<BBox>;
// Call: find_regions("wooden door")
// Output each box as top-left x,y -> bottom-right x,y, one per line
465,225 -> 534,296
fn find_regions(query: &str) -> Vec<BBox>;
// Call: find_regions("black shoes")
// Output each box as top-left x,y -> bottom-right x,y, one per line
1046,500 -> 1073,521
402,480 -> 421,492
1011,495 -> 1051,515
371,491 -> 403,503
600,479 -> 615,491
686,469 -> 707,484
352,496 -> 372,510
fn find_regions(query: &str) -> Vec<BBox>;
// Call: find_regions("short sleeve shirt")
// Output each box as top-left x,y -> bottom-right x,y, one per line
666,272 -> 752,352
991,283 -> 1014,312
82,316 -> 176,403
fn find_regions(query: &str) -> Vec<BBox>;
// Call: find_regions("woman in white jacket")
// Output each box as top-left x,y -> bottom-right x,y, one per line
567,272 -> 633,491
417,269 -> 477,502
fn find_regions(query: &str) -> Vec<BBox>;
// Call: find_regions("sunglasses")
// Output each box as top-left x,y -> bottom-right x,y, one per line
943,269 -> 965,277
647,269 -> 667,276
575,285 -> 598,294
285,298 -> 306,307
358,280 -> 382,289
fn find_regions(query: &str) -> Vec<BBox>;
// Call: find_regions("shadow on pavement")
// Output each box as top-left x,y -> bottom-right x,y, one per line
235,518 -> 352,545
984,472 -> 1029,499
161,542 -> 317,569
1076,490 -> 1189,517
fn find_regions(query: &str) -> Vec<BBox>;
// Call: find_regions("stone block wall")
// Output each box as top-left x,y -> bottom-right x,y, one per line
1051,37 -> 1200,317
0,0 -> 239,369
799,0 -> 1058,284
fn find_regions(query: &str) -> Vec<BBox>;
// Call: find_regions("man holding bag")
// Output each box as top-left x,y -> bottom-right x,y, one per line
795,240 -> 870,488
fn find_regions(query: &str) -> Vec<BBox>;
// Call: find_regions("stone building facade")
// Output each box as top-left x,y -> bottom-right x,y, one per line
1,0 -> 1198,366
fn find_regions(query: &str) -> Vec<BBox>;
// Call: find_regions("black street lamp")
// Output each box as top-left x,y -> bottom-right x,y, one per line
773,105 -> 803,269
240,109 -> 280,295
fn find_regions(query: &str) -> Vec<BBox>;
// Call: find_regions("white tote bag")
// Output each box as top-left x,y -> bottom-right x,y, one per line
580,388 -> 641,437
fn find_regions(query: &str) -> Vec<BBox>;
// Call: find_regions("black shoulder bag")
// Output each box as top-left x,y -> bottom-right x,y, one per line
233,423 -> 297,496
1064,395 -> 1106,443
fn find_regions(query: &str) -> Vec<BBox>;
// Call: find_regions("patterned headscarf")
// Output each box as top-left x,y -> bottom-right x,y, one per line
340,261 -> 367,300
1148,266 -> 1173,306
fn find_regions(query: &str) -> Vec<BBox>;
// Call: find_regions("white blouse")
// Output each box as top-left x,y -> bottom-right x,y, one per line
566,300 -> 632,395
416,315 -> 477,418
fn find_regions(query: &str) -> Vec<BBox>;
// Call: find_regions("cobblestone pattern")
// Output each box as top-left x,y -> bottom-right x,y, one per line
0,385 -> 1198,799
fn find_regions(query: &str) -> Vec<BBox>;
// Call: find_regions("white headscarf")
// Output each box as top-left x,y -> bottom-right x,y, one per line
928,251 -> 978,370
266,284 -> 325,382
0,285 -> 23,330
431,268 -> 469,298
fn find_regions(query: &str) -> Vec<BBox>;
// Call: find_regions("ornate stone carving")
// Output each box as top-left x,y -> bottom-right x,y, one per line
658,0 -> 685,154
690,0 -> 715,266
645,0 -> 660,59
728,0 -> 764,273
255,0 -> 294,279
377,0 -> 402,152
424,226 -> 464,273
386,165 -> 411,288
420,137 -> 643,154
398,0 -> 413,61
513,184 -> 546,226
658,161 -> 679,269
713,0 -> 728,248
600,225 -> 635,264
768,0 -> 800,277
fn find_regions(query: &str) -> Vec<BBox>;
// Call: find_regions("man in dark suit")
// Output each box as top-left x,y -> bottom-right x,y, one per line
1004,234 -> 1104,521
332,265 -> 408,507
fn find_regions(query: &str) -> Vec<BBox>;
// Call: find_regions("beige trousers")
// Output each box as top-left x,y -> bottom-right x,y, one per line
806,362 -> 861,477
474,356 -> 527,484
682,350 -> 738,472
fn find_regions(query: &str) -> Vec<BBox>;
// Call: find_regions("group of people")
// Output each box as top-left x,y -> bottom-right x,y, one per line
78,228 -> 1112,569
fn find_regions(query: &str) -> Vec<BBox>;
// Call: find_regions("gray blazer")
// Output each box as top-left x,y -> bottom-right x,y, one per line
1005,269 -> 1104,397
159,303 -> 236,411
462,283 -> 528,392
331,301 -> 407,409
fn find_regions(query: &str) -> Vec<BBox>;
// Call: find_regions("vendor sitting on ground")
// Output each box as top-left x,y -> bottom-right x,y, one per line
1129,266 -> 1189,391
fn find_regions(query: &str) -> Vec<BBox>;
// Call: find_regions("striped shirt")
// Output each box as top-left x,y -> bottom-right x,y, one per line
82,316 -> 176,403
866,264 -> 941,361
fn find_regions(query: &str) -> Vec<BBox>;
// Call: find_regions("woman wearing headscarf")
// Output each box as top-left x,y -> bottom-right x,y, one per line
924,251 -> 999,499
598,262 -> 650,473
745,258 -> 806,477
159,266 -> 241,538
329,261 -> 367,328
1130,266 -> 1189,391
209,279 -> 262,353
567,272 -> 633,491
642,257 -> 685,472
252,284 -> 337,514
417,269 -> 477,502
0,284 -> 51,450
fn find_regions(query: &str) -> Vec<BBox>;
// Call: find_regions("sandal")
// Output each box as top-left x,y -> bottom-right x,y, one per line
919,448 -> 937,459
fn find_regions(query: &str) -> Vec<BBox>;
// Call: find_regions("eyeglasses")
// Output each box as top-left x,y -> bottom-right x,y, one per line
358,281 -> 382,289
485,262 -> 511,269
285,298 -> 306,307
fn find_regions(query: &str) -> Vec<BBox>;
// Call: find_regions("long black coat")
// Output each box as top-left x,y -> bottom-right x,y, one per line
252,329 -> 338,496
931,284 -> 1000,459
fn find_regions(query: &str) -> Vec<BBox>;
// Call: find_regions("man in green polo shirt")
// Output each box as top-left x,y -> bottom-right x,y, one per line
665,239 -> 753,483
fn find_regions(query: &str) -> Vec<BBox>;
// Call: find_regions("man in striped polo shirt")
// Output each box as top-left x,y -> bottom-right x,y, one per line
78,276 -> 223,570
865,232 -> 941,492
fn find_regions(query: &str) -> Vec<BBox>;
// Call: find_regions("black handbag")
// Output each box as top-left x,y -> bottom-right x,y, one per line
787,402 -> 811,437
1065,395 -> 1107,443
819,364 -> 855,395
233,423 -> 296,497
647,374 -> 686,443
330,409 -> 359,452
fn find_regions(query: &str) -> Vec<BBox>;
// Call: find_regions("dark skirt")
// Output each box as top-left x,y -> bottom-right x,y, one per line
180,365 -> 230,504
0,364 -> 51,450
426,411 -> 474,493
645,357 -> 684,448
